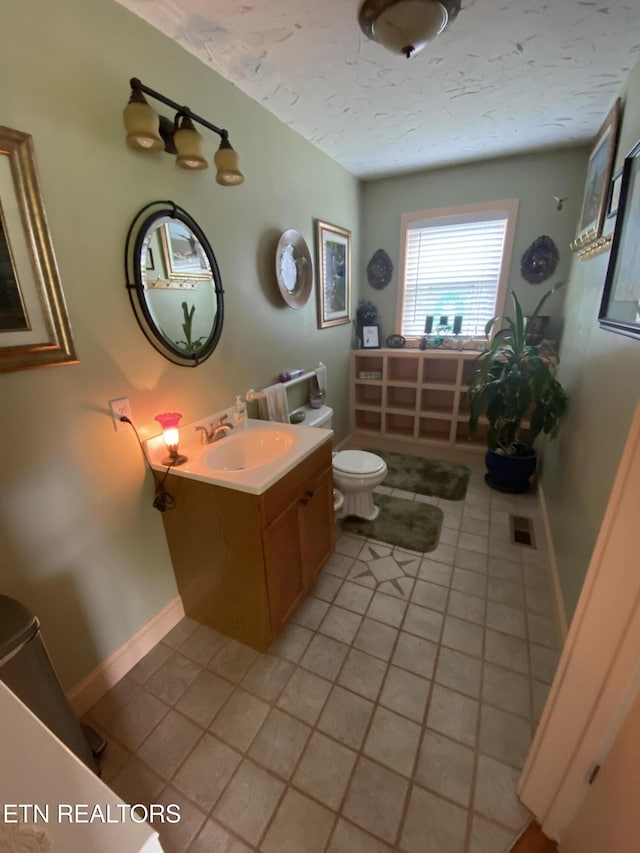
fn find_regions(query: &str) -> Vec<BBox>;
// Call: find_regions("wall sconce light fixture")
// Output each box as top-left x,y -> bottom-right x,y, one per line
123,77 -> 244,186
358,0 -> 460,58
155,411 -> 187,466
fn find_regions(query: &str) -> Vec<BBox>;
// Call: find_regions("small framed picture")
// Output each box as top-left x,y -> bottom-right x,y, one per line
361,324 -> 380,349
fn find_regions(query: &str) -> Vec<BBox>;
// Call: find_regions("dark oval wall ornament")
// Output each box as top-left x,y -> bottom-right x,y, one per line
520,235 -> 559,285
386,334 -> 405,348
367,248 -> 393,289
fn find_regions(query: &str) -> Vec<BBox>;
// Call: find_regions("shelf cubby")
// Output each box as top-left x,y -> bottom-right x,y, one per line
419,417 -> 453,442
420,388 -> 455,415
388,357 -> 419,383
355,409 -> 382,432
355,384 -> 383,407
422,358 -> 459,386
385,412 -> 415,437
351,349 -> 484,454
387,386 -> 417,411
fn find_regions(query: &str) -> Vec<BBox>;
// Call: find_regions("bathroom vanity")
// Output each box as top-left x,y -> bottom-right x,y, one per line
149,418 -> 335,651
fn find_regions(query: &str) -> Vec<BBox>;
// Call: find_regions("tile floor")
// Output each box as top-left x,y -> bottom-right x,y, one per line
88,467 -> 560,853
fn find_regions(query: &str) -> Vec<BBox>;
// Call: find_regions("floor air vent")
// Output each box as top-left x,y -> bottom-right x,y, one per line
510,515 -> 535,548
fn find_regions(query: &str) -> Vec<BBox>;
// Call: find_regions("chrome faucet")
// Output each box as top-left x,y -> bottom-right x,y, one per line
194,414 -> 234,444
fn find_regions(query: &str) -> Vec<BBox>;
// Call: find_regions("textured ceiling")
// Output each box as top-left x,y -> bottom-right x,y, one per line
116,0 -> 640,179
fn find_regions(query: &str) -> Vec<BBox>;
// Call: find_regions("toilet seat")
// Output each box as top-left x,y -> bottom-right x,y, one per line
333,450 -> 386,477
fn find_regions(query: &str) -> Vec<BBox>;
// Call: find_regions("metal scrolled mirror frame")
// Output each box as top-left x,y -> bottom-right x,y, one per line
124,200 -> 224,366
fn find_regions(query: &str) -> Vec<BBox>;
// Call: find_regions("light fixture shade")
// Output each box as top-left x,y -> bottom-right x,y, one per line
214,139 -> 244,186
123,92 -> 164,152
360,0 -> 452,58
174,116 -> 209,171
154,411 -> 187,465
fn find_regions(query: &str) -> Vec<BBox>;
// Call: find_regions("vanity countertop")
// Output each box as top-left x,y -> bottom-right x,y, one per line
146,417 -> 333,495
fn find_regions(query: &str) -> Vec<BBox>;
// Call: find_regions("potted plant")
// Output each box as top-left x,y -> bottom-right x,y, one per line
467,284 -> 568,493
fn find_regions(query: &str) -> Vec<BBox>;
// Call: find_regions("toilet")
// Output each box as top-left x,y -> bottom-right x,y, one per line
296,404 -> 388,520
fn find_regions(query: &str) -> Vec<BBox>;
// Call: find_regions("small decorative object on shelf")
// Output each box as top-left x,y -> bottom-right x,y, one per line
424,315 -> 433,334
357,299 -> 379,325
366,249 -> 394,290
356,300 -> 380,348
362,324 -> 381,349
386,334 -> 405,348
520,235 -> 559,284
279,368 -> 304,382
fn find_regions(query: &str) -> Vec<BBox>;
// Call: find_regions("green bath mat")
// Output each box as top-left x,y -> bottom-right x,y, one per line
340,495 -> 443,553
368,450 -> 470,501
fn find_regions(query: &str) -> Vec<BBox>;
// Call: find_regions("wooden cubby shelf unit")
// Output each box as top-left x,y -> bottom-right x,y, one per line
351,348 -> 488,457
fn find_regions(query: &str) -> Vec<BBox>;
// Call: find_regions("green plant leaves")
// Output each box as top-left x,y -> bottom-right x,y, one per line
467,284 -> 568,454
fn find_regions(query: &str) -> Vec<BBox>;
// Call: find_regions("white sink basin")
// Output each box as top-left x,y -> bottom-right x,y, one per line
146,416 -> 332,494
204,428 -> 295,471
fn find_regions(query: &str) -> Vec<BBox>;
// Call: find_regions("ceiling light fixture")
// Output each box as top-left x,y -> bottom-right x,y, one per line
359,0 -> 460,58
123,78 -> 244,186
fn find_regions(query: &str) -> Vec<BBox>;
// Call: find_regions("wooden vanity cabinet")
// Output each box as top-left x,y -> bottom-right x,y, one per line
160,440 -> 335,652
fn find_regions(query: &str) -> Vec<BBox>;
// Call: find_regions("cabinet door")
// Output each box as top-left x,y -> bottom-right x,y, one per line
299,466 -> 335,586
262,500 -> 305,637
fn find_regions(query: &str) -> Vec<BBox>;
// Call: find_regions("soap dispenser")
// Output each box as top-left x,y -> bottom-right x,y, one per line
233,395 -> 247,428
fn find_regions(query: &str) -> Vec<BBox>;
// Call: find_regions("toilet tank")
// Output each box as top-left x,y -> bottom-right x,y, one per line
294,404 -> 333,429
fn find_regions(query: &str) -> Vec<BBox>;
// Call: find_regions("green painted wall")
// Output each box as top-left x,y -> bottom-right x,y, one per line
0,0 -> 358,688
359,149 -> 588,342
3,0 -> 636,690
543,58 -> 640,620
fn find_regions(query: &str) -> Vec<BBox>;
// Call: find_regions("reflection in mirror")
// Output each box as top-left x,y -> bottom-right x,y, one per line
125,201 -> 224,366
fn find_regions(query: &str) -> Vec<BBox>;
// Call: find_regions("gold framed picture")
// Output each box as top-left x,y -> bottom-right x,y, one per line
571,98 -> 621,259
315,219 -> 351,329
0,126 -> 77,372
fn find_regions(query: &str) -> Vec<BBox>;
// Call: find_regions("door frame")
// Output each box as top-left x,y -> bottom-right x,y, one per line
518,401 -> 640,841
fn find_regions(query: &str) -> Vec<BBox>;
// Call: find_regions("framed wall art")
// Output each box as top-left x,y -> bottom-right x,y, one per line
598,138 -> 640,339
0,126 -> 77,372
570,98 -> 621,259
361,324 -> 380,349
315,219 -> 351,329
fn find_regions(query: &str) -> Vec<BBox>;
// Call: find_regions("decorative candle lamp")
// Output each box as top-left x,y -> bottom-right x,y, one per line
155,411 -> 187,466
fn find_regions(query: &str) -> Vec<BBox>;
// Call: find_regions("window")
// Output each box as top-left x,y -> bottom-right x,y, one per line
397,199 -> 519,338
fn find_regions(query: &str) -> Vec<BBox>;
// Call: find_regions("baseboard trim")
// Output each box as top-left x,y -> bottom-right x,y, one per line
66,596 -> 185,717
538,482 -> 568,643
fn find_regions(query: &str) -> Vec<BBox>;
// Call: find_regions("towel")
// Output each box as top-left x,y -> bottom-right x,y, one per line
258,383 -> 290,423
315,362 -> 327,397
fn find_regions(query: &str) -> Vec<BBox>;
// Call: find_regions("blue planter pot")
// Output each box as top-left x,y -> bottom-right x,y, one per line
485,446 -> 537,493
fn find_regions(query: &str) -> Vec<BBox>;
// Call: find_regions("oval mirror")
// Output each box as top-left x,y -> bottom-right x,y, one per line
125,201 -> 224,366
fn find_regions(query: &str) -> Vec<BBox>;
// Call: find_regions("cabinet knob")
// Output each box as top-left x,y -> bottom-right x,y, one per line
305,490 -> 314,498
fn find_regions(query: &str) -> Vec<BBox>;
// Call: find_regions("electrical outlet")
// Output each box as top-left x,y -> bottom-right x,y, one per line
109,397 -> 132,432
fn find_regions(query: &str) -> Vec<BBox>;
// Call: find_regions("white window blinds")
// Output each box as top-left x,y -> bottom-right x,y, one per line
400,213 -> 510,338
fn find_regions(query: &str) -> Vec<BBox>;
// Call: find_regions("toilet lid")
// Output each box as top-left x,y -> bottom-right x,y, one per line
333,450 -> 386,475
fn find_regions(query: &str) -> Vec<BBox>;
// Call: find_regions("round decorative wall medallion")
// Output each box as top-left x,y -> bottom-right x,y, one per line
275,229 -> 313,308
520,235 -> 559,285
367,248 -> 393,289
